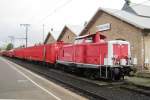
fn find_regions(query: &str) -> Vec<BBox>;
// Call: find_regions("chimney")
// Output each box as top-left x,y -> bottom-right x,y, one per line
125,0 -> 131,6
122,0 -> 132,10
51,28 -> 53,32
84,21 -> 88,27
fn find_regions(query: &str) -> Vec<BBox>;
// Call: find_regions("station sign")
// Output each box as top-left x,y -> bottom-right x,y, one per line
96,23 -> 111,32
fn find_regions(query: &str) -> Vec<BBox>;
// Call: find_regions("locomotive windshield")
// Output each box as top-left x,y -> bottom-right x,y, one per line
75,37 -> 93,44
85,37 -> 93,43
74,38 -> 84,44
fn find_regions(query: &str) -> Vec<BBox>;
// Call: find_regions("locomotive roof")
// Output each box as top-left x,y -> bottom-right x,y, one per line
75,32 -> 106,39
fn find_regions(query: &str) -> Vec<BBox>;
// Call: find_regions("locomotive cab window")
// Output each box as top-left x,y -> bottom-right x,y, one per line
85,37 -> 93,43
74,39 -> 84,44
75,36 -> 94,44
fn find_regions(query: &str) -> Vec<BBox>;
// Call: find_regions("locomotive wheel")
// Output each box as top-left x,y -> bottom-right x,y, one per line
83,70 -> 98,80
111,68 -> 121,80
89,72 -> 99,80
83,70 -> 91,78
89,73 -> 96,80
55,63 -> 59,69
64,66 -> 70,73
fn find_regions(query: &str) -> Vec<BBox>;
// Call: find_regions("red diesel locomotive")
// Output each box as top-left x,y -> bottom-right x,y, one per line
2,32 -> 132,80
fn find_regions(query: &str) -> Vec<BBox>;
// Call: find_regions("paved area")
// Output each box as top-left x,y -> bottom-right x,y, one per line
124,69 -> 150,88
136,70 -> 150,78
0,57 -> 87,100
125,76 -> 150,88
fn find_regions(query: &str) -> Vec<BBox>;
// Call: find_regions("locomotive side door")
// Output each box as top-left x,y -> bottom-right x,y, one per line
43,46 -> 46,62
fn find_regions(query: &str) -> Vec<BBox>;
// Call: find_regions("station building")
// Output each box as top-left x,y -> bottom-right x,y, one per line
57,25 -> 84,43
79,3 -> 150,71
44,31 -> 61,44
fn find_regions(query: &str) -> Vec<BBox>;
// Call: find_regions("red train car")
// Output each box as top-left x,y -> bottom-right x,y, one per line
57,32 -> 132,80
4,32 -> 132,80
14,48 -> 24,59
25,45 -> 45,61
1,50 -> 14,57
44,42 -> 63,64
13,42 -> 64,64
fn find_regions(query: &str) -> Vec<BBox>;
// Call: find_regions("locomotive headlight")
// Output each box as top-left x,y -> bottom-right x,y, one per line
112,56 -> 120,65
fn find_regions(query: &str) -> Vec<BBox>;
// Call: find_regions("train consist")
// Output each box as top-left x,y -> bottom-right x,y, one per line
1,32 -> 133,80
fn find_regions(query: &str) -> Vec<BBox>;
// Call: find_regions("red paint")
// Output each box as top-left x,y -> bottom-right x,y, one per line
58,32 -> 108,65
3,32 -> 130,68
113,44 -> 128,59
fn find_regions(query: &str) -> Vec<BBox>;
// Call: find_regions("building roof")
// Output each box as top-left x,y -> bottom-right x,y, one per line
122,3 -> 150,17
44,32 -> 53,44
103,8 -> 150,29
67,25 -> 84,36
80,5 -> 150,36
51,30 -> 61,40
57,25 -> 84,41
44,31 -> 61,44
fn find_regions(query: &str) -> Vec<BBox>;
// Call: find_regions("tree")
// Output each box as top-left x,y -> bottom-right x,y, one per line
6,43 -> 14,50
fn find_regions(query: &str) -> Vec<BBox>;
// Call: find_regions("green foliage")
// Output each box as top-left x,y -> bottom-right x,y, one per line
6,43 -> 14,50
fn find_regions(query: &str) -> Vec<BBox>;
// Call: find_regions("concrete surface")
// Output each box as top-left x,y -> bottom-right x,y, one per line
135,71 -> 150,78
0,57 -> 87,100
125,76 -> 150,88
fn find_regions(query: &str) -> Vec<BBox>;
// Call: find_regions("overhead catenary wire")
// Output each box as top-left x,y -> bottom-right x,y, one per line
26,0 -> 73,44
31,0 -> 150,26
15,0 -> 150,47
28,0 -> 62,22
36,0 -> 73,24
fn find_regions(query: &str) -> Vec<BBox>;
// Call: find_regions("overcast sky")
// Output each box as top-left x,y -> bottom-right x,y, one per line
0,0 -> 150,48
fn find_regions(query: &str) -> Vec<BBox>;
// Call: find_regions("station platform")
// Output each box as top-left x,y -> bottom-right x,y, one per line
125,76 -> 150,88
135,71 -> 150,78
0,57 -> 87,100
125,70 -> 150,88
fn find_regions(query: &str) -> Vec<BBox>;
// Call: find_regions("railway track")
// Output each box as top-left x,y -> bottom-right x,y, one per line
5,57 -> 150,100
